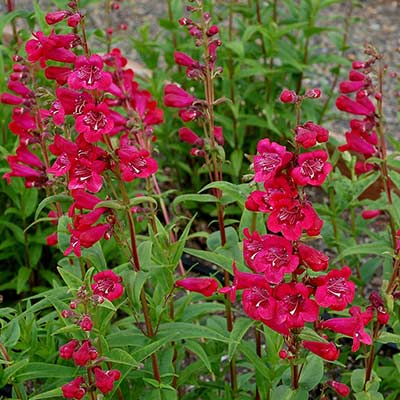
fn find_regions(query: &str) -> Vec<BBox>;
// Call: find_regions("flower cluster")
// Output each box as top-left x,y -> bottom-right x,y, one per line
163,5 -> 224,158
60,270 -> 124,398
220,90 -> 365,363
1,1 -> 163,257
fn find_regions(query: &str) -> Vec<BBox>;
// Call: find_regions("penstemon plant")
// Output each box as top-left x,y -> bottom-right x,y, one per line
2,0 -> 400,399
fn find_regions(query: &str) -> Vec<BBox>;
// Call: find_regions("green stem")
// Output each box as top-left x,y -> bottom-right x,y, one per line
0,342 -> 23,400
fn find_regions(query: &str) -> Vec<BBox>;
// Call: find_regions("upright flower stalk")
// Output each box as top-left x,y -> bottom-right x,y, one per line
164,1 -> 238,392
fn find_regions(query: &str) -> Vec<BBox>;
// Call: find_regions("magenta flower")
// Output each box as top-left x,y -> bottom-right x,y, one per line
93,367 -> 121,394
25,31 -> 76,67
274,282 -> 319,329
179,127 -> 204,146
253,138 -> 293,184
92,270 -> 124,301
164,84 -> 196,108
327,380 -> 350,397
72,340 -> 97,367
242,286 -> 277,323
338,130 -> 376,156
280,89 -> 298,103
68,55 -> 112,91
314,267 -> 355,311
291,150 -> 332,186
174,51 -> 197,68
45,10 -> 69,25
298,243 -> 329,272
321,306 -> 374,352
302,341 -> 340,361
267,199 -> 318,241
75,102 -> 114,143
61,376 -> 86,400
253,235 -> 299,284
59,339 -> 79,359
176,277 -> 219,297
118,147 -> 158,181
336,94 -> 374,116
295,121 -> 329,149
243,229 -> 268,271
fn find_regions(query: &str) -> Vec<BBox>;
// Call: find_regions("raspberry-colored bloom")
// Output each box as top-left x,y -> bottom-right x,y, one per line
298,243 -> 329,272
280,89 -> 298,103
338,130 -> 376,156
304,88 -> 321,98
68,55 -> 112,91
59,339 -> 79,359
314,266 -> 355,311
25,31 -> 76,67
302,341 -> 340,361
291,150 -> 332,186
45,10 -> 69,25
61,376 -> 86,400
174,51 -> 196,68
72,340 -> 97,366
179,127 -> 203,146
164,84 -> 196,108
176,277 -> 219,297
336,94 -> 374,116
267,199 -> 319,241
253,139 -> 292,184
327,381 -> 350,397
275,282 -> 319,329
92,270 -> 124,301
79,315 -> 93,331
67,13 -> 81,27
369,291 -> 389,325
242,286 -> 276,321
118,147 -> 158,181
75,102 -> 114,143
321,306 -> 374,352
361,209 -> 382,220
93,367 -> 121,394
295,122 -> 329,149
253,235 -> 299,284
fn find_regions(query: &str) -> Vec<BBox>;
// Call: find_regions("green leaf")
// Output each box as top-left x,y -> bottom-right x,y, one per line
173,193 -> 219,209
228,318 -> 254,361
238,341 -> 271,383
3,359 -> 29,382
157,322 -> 229,343
57,215 -> 70,254
106,348 -> 139,368
130,196 -> 158,207
184,340 -> 214,376
377,332 -> 400,344
299,354 -> 324,391
199,181 -> 249,205
16,363 -> 76,381
351,369 -> 381,393
95,200 -> 124,210
333,242 -> 393,263
1,319 -> 20,347
132,336 -> 173,361
82,242 -> 107,270
57,266 -> 82,290
29,388 -> 63,400
35,194 -> 72,220
16,267 -> 31,294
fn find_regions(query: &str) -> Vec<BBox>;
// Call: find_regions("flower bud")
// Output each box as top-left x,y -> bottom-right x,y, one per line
279,89 -> 298,103
327,380 -> 350,397
207,25 -> 219,36
79,315 -> 93,331
305,88 -> 321,99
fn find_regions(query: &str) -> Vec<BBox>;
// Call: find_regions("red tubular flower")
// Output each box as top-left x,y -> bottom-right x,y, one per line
291,150 -> 332,186
338,130 -> 376,156
92,270 -> 124,301
321,306 -> 374,352
176,277 -> 219,297
327,380 -> 350,397
274,282 -> 319,329
45,66 -> 72,85
72,340 -> 97,366
361,209 -> 382,220
336,94 -> 374,116
164,84 -> 196,108
295,121 -> 329,149
243,228 -> 268,270
253,138 -> 293,184
45,10 -> 69,25
174,51 -> 196,67
67,13 -> 81,27
59,339 -> 79,359
93,367 -> 121,394
25,31 -> 76,67
298,243 -> 329,272
1,93 -> 24,105
75,102 -> 114,143
267,199 -> 318,241
118,147 -> 158,181
280,89 -> 298,103
314,266 -> 355,311
61,376 -> 86,400
214,126 -> 224,145
178,127 -> 204,146
68,55 -> 112,91
302,340 -> 340,361
252,235 -> 299,284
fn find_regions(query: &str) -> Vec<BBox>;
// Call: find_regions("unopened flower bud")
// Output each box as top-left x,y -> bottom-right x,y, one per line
352,61 -> 366,69
67,13 -> 81,27
111,2 -> 120,10
207,25 -> 219,36
305,88 -> 321,99
280,89 -> 298,103
375,92 -> 382,100
279,350 -> 288,359
106,28 -> 113,36
120,23 -> 128,30
80,315 -> 93,331
327,380 -> 350,397
69,300 -> 78,309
